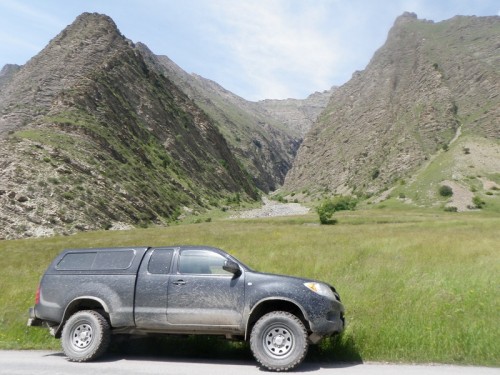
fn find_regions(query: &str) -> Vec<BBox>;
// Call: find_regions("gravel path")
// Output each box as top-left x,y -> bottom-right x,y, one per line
230,197 -> 310,219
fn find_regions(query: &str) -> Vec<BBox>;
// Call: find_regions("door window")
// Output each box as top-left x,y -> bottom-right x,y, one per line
178,250 -> 232,275
148,249 -> 174,274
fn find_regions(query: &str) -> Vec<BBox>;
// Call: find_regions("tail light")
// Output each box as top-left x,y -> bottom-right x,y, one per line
35,284 -> 41,305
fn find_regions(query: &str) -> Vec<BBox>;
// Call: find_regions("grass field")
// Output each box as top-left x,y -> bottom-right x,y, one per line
0,207 -> 498,366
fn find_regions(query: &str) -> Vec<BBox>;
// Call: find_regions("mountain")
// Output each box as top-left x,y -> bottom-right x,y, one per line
284,13 -> 500,206
258,88 -> 336,138
0,64 -> 20,92
136,43 -> 307,192
4,11 -> 495,239
0,13 -> 258,239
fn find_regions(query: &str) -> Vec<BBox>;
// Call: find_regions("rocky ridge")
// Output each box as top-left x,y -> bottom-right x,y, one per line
0,13 -> 257,239
0,64 -> 20,92
1,12 -> 498,239
136,43 -> 325,192
284,13 -> 500,197
258,88 -> 336,138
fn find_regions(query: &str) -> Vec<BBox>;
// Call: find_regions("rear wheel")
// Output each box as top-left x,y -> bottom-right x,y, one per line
61,310 -> 111,362
250,311 -> 308,371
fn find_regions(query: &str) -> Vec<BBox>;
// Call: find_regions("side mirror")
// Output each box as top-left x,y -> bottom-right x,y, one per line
223,260 -> 241,275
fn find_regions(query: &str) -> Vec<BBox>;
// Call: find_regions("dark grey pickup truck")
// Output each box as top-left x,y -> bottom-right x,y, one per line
28,246 -> 344,371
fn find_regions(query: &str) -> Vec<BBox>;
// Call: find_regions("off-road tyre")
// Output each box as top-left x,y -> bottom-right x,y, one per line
61,310 -> 111,362
250,311 -> 309,372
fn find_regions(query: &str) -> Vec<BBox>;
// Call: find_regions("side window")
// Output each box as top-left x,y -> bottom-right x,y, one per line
148,249 -> 174,275
178,250 -> 232,275
57,252 -> 96,270
57,250 -> 135,271
93,250 -> 135,270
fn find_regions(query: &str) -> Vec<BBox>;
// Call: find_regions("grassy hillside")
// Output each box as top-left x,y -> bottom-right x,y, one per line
0,208 -> 498,366
387,133 -> 500,211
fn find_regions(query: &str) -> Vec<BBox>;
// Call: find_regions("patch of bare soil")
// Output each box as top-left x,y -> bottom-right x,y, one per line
230,197 -> 310,219
441,180 -> 475,212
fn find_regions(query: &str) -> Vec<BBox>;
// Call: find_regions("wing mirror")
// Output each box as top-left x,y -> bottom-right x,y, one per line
223,260 -> 241,275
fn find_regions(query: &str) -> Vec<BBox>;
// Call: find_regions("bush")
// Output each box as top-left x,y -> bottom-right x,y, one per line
439,185 -> 453,197
331,196 -> 358,211
444,206 -> 458,212
472,195 -> 486,209
316,196 -> 358,225
316,201 -> 337,225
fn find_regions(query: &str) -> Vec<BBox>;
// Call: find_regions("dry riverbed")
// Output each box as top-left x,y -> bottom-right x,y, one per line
230,197 -> 310,219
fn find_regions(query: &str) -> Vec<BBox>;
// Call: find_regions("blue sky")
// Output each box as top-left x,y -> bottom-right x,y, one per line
0,0 -> 498,101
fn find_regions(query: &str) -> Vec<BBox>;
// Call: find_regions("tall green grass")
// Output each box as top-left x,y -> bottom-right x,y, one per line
0,208 -> 498,366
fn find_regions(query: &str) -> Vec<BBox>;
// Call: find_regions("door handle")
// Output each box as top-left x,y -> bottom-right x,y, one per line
173,280 -> 186,286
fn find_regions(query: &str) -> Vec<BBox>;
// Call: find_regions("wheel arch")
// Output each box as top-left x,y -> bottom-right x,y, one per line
245,298 -> 309,340
54,297 -> 109,338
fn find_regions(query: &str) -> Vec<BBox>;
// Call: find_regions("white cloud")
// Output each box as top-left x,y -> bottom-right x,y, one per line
204,0 -> 342,100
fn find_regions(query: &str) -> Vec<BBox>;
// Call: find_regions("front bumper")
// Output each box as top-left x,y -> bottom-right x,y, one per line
310,309 -> 345,336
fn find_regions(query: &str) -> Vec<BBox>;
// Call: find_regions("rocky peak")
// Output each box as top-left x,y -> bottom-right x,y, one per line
0,64 -> 21,78
284,14 -> 499,195
0,12 -> 259,239
0,64 -> 21,92
257,87 -> 335,137
0,12 -> 131,138
394,11 -> 418,25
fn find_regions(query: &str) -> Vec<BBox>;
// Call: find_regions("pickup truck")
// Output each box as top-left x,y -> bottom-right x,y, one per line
28,246 -> 344,371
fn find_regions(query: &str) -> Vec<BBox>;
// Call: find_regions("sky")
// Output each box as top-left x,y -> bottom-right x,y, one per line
0,1 -> 498,101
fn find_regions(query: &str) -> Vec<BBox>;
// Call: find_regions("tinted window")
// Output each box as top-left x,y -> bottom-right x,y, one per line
93,250 -> 135,270
57,250 -> 135,271
178,250 -> 232,275
148,249 -> 174,274
57,252 -> 96,270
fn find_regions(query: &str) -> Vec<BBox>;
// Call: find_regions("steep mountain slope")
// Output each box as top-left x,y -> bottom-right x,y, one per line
0,64 -> 20,92
136,43 -> 306,192
0,13 -> 256,239
258,88 -> 336,138
284,13 -> 499,198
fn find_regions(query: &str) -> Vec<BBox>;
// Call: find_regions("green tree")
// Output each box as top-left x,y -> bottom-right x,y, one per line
316,196 -> 357,225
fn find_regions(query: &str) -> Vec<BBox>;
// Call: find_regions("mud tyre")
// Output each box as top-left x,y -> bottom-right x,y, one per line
250,311 -> 309,372
61,310 -> 111,362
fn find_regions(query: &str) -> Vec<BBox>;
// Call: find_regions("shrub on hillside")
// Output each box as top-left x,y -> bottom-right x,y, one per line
472,195 -> 486,209
439,185 -> 453,197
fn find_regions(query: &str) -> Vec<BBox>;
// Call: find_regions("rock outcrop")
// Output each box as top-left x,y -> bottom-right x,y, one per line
0,13 -> 256,239
137,43 -> 309,192
284,13 -> 499,195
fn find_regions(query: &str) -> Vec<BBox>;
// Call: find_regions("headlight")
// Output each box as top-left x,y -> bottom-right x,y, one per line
304,282 -> 336,299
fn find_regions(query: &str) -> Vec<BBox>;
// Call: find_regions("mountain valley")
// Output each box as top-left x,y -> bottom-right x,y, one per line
0,12 -> 498,239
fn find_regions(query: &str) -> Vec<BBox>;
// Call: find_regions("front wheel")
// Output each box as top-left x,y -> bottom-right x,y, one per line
250,311 -> 309,371
61,310 -> 111,362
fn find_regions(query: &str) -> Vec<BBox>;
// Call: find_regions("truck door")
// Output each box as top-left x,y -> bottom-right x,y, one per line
166,249 -> 245,329
134,248 -> 174,329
